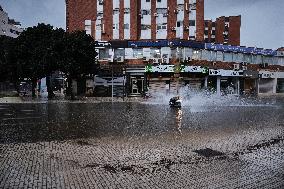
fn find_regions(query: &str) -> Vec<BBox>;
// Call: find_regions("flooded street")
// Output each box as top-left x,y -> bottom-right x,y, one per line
0,97 -> 284,188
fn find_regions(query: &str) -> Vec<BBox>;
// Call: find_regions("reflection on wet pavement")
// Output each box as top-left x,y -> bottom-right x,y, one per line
0,98 -> 284,188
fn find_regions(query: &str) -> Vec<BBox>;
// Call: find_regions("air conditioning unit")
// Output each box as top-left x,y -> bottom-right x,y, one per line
153,58 -> 162,64
162,58 -> 168,64
259,63 -> 269,68
174,9 -> 179,14
108,58 -> 114,62
163,13 -> 168,17
233,64 -> 240,70
154,13 -> 158,17
241,61 -> 248,66
184,26 -> 189,31
98,0 -> 104,5
115,56 -> 124,63
185,57 -> 191,61
143,57 -> 150,62
171,27 -> 176,31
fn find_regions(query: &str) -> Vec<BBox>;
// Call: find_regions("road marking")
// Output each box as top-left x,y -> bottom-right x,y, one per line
21,110 -> 35,112
2,117 -> 41,121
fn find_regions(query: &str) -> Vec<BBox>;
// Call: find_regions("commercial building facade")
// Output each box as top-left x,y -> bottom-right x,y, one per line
91,40 -> 284,97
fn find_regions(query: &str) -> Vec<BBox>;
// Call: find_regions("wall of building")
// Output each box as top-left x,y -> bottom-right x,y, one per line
205,15 -> 241,46
0,6 -> 23,38
66,0 -> 204,41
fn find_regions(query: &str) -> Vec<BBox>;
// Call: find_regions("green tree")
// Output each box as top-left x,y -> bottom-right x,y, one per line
60,31 -> 97,99
0,36 -> 12,81
0,36 -> 20,91
15,23 -> 65,97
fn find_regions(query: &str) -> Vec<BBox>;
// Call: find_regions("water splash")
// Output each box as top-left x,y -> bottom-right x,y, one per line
144,86 -> 277,108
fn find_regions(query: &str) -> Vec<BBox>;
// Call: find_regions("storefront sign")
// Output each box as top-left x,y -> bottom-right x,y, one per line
205,43 -> 277,56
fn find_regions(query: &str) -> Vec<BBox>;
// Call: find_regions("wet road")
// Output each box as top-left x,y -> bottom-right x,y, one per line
0,97 -> 284,188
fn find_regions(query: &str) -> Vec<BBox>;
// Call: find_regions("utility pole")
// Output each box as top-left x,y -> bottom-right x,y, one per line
112,64 -> 114,102
123,67 -> 126,101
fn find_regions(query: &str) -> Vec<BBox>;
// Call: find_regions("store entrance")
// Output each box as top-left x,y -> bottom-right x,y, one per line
130,77 -> 144,95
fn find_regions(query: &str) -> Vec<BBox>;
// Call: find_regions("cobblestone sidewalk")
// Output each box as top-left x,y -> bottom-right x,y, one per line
1,130 -> 284,189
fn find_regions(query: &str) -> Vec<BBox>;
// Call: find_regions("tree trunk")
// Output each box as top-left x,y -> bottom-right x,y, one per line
46,76 -> 55,99
67,76 -> 74,100
31,79 -> 37,98
13,79 -> 20,96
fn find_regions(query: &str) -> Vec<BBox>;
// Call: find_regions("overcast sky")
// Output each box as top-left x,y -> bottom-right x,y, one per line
0,0 -> 283,49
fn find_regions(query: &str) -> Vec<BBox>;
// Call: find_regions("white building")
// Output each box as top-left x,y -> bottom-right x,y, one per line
0,5 -> 23,38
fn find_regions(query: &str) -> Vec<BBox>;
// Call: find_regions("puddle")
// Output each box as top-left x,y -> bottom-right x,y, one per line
193,148 -> 225,158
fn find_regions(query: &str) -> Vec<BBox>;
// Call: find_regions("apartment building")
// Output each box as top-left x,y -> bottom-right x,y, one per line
204,15 -> 241,46
65,1 -> 284,97
0,5 -> 23,38
66,0 -> 204,41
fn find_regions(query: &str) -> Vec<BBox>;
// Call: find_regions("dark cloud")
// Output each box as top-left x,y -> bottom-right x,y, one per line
0,0 -> 283,49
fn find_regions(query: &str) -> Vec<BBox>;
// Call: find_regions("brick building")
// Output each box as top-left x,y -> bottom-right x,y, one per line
66,0 -> 204,41
65,1 -> 284,98
204,15 -> 241,46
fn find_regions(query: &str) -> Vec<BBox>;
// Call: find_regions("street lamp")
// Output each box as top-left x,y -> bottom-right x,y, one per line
123,68 -> 126,101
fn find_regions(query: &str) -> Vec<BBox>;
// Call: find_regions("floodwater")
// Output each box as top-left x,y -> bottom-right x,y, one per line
0,96 -> 284,188
0,96 -> 284,144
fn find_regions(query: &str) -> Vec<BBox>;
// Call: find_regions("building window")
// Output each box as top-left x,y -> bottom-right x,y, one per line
133,48 -> 143,59
124,24 -> 129,30
113,24 -> 119,30
98,0 -> 103,5
113,9 -> 119,14
146,0 -> 150,2
150,48 -> 161,58
157,23 -> 167,30
157,0 -> 161,2
177,4 -> 184,11
156,8 -> 167,14
189,20 -> 195,26
124,8 -> 130,14
85,20 -> 92,35
99,49 -> 110,60
97,11 -> 103,18
190,3 -> 196,10
96,24 -> 102,30
141,24 -> 151,30
177,21 -> 182,27
141,10 -> 151,15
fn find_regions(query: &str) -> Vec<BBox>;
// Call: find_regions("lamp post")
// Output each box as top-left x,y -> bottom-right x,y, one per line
112,64 -> 114,102
123,68 -> 126,101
